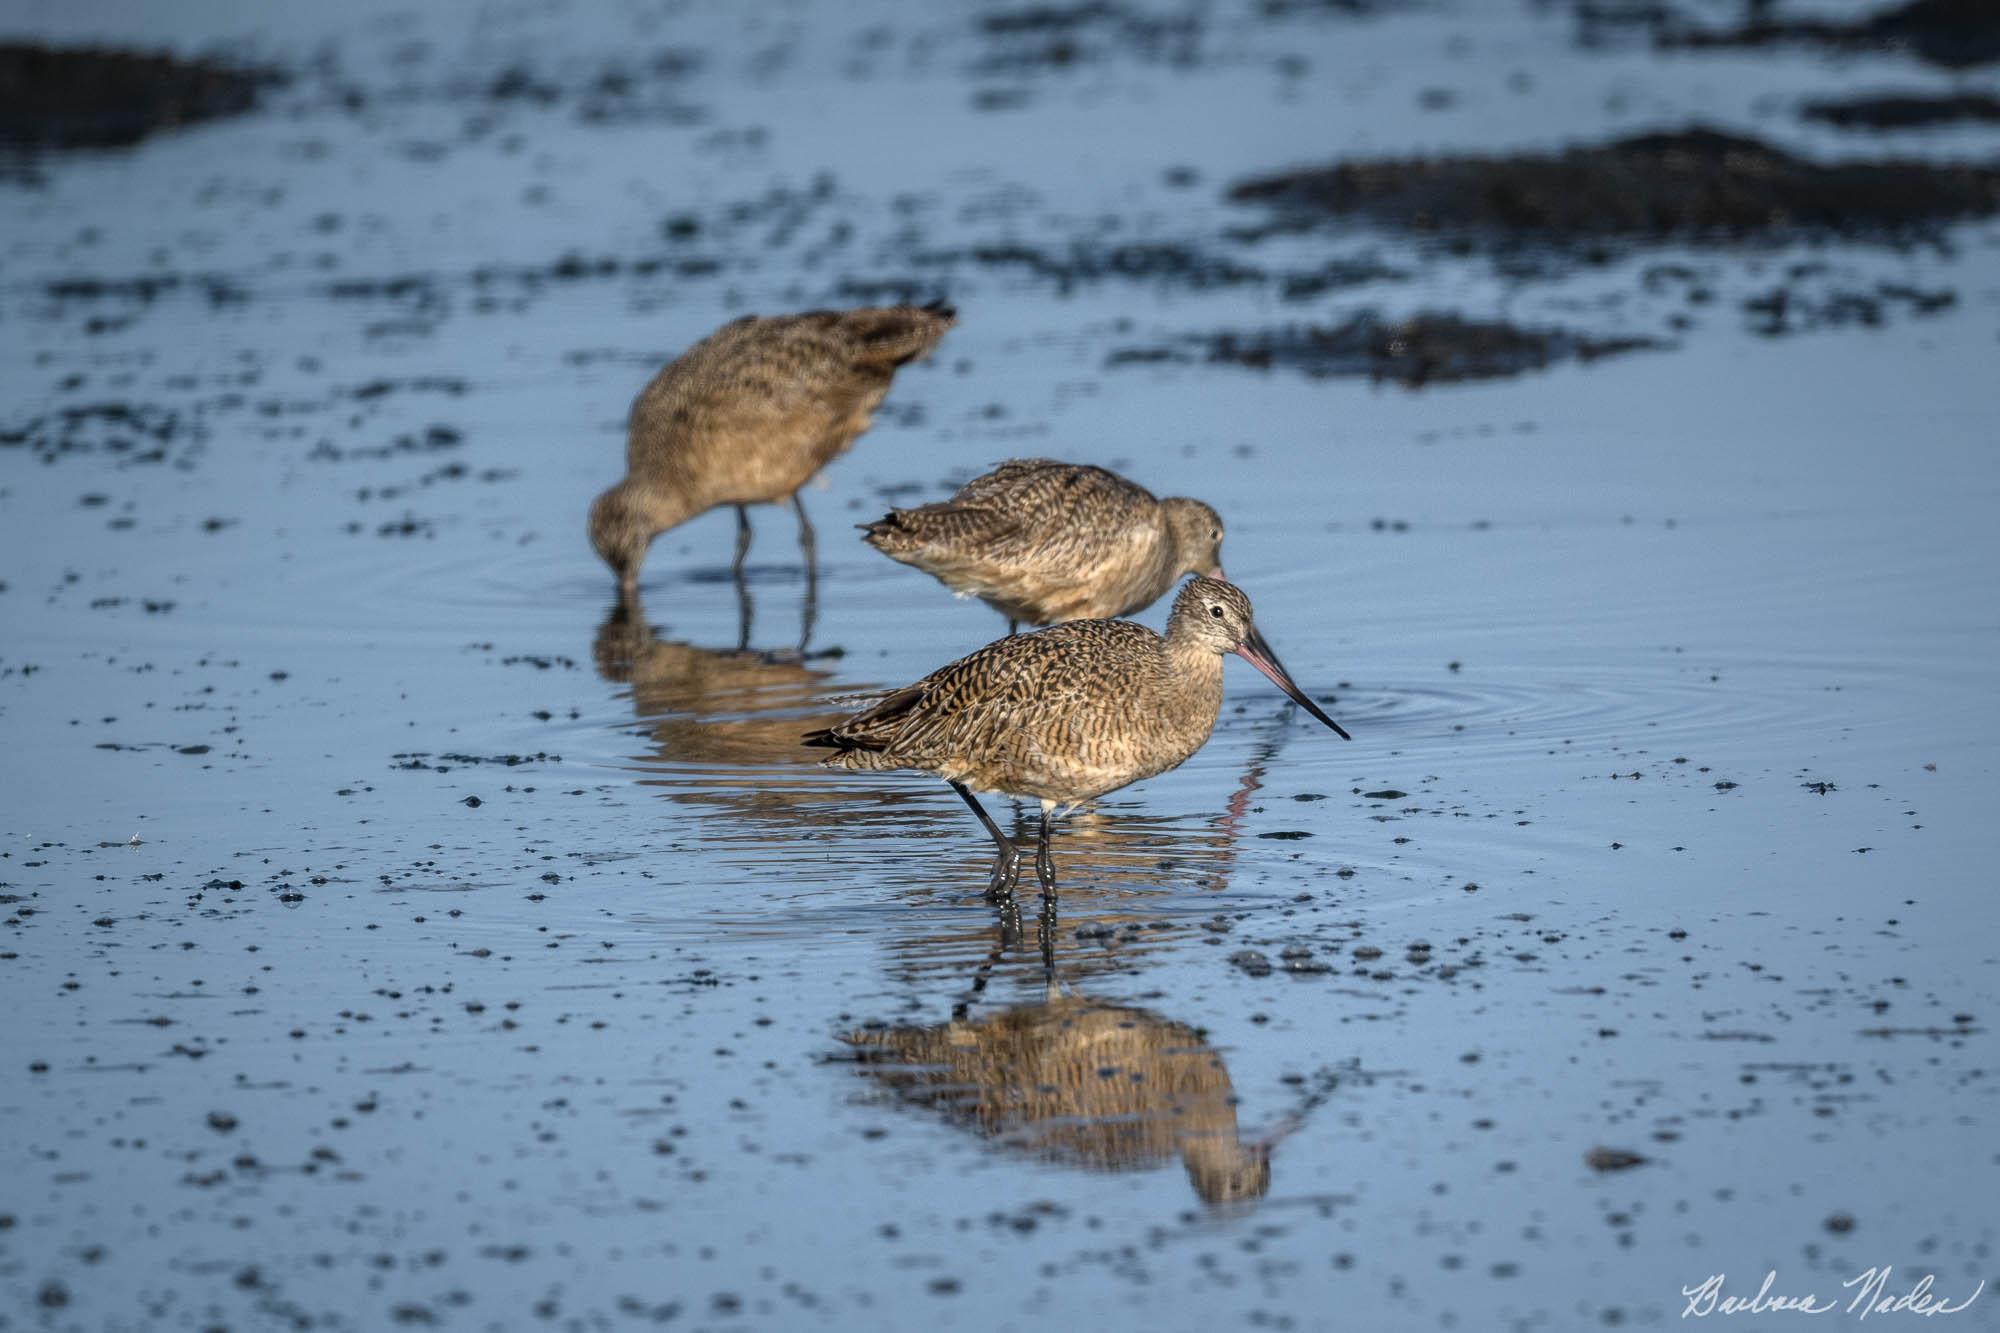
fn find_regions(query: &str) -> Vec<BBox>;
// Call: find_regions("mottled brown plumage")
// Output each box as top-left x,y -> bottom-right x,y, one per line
844,994 -> 1270,1208
804,576 -> 1349,899
590,304 -> 954,593
861,459 -> 1224,629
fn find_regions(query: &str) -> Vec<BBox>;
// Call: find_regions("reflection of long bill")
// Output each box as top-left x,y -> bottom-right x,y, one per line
1235,627 -> 1351,741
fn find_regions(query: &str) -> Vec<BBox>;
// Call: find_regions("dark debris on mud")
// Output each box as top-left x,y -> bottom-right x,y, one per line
0,43 -> 281,154
1229,127 -> 2000,248
904,238 -> 1402,299
0,402 -> 195,466
1800,91 -> 2000,131
972,3 -> 1205,74
1576,0 -> 2000,71
1741,274 -> 1955,337
1111,312 -> 1661,387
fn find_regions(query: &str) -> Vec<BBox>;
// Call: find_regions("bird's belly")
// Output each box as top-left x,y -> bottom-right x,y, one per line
953,719 -> 1209,805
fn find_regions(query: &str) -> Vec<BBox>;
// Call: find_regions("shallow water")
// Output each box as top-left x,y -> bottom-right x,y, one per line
3,1 -> 1998,1329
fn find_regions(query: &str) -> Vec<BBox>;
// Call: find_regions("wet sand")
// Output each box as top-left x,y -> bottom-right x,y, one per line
2,1 -> 1997,1329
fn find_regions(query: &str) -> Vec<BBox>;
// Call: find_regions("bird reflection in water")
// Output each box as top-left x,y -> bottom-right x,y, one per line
591,583 -> 944,849
843,976 -> 1294,1210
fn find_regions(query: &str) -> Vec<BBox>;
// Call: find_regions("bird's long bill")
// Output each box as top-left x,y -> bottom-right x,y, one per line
1236,628 -> 1352,740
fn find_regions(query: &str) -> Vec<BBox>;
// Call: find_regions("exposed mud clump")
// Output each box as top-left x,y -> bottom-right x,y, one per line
0,43 -> 280,152
1615,0 -> 2000,72
0,402 -> 193,465
1800,92 -> 2000,132
973,3 -> 1204,73
1112,312 -> 1660,387
1228,128 -> 2000,247
912,239 -> 1264,295
1741,276 -> 1955,337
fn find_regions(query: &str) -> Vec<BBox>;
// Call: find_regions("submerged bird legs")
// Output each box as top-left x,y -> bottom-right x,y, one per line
727,496 -> 822,654
949,781 -> 1059,952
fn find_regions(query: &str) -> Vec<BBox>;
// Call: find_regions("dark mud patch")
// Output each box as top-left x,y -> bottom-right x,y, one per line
474,50 -> 702,125
0,402 -> 196,467
1228,127 -> 2000,249
1741,274 -> 1955,337
1111,312 -> 1661,387
904,239 -> 1402,299
1578,0 -> 2000,72
0,43 -> 281,154
972,3 -> 1205,75
1801,92 -> 2000,132
914,240 -> 1260,294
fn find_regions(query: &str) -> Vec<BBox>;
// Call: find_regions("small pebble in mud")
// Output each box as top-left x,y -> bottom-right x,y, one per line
1826,1212 -> 1856,1234
207,1111 -> 238,1132
462,795 -> 482,807
1585,1147 -> 1647,1173
1230,950 -> 1274,977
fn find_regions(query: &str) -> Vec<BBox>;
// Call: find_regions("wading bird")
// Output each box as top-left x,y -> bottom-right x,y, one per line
861,458 -> 1225,632
803,576 -> 1348,905
589,304 -> 954,595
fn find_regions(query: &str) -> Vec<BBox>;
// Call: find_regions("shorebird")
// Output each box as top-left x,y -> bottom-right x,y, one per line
589,304 -> 954,595
803,576 -> 1348,903
861,458 -> 1225,632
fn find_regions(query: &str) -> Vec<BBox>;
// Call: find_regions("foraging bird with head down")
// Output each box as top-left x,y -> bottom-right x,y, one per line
804,576 -> 1349,900
589,304 -> 954,594
861,458 -> 1226,632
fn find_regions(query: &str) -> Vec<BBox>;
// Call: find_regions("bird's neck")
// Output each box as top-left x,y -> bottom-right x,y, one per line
628,477 -> 704,533
1160,632 -> 1227,717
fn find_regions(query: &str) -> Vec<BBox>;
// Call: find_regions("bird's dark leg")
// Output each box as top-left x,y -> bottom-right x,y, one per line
950,781 -> 1022,902
732,559 -> 753,653
792,494 -> 818,654
728,505 -> 755,651
1034,804 -> 1058,975
732,504 -> 753,575
1007,619 -> 1018,637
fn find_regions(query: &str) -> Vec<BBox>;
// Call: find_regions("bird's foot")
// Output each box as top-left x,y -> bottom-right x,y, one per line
985,844 -> 1023,900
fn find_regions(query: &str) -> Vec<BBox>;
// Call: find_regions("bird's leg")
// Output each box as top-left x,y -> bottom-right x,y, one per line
1034,803 -> 1057,893
998,885 -> 1024,951
1006,619 -> 1018,637
792,494 -> 818,654
732,558 -> 753,653
732,504 -> 753,575
1034,802 -> 1058,974
950,781 -> 1021,900
792,493 -> 818,569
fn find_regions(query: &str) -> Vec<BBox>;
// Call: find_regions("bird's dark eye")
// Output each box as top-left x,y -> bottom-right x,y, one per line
1209,605 -> 1224,618
1210,528 -> 1220,541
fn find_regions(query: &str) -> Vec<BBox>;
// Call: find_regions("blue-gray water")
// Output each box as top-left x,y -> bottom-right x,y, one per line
2,2 -> 1996,1329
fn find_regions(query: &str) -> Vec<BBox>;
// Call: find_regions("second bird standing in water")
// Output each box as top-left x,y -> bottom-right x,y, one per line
589,304 -> 954,594
862,459 -> 1227,631
804,576 -> 1349,900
